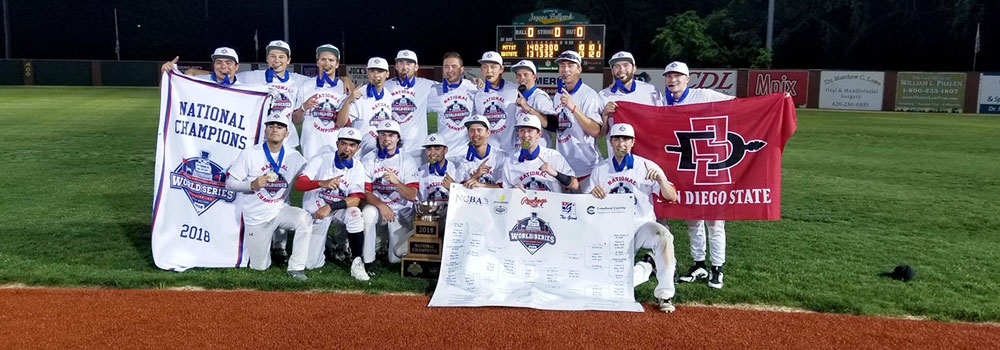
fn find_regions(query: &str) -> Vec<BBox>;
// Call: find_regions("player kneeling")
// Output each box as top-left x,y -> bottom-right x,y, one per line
584,123 -> 679,313
361,120 -> 420,265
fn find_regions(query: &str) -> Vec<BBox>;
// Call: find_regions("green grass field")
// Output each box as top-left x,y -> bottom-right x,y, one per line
1,86 -> 997,321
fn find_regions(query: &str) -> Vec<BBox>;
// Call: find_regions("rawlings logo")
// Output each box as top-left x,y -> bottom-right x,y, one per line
664,115 -> 766,185
509,213 -> 556,255
520,197 -> 547,208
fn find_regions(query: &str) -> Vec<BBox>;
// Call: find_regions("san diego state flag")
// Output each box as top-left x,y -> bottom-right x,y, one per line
614,93 -> 796,220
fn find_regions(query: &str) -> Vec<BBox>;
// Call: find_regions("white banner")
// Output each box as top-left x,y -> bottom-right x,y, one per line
635,68 -> 737,96
429,186 -> 643,312
819,71 -> 885,110
978,73 -> 1000,114
152,71 -> 270,271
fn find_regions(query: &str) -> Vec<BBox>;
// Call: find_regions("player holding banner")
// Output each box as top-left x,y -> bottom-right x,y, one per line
361,120 -> 420,264
584,123 -> 678,313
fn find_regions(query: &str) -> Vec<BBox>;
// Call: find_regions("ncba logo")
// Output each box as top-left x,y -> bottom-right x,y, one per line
169,151 -> 237,215
268,92 -> 293,114
521,196 -> 547,208
372,176 -> 396,196
369,110 -> 392,126
509,213 -> 556,255
664,116 -> 766,185
444,101 -> 470,123
261,174 -> 290,197
392,96 -> 416,117
483,102 -> 506,125
455,193 -> 488,206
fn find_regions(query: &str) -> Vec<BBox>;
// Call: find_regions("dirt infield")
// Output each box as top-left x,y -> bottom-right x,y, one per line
1,288 -> 997,349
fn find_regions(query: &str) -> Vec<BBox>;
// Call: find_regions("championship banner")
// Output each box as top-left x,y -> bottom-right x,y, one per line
429,186 -> 643,312
748,70 -> 809,107
152,70 -> 269,271
614,94 -> 797,220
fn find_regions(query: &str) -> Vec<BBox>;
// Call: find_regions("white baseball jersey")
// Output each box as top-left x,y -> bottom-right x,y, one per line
384,76 -> 434,156
583,153 -> 670,223
454,145 -> 508,185
553,79 -> 603,176
238,69 -> 310,149
428,79 -> 478,159
473,79 -> 519,154
497,147 -> 575,193
361,151 -> 419,212
417,160 -> 459,203
193,73 -> 243,86
348,84 -> 395,157
299,152 -> 368,213
516,85 -> 556,149
664,87 -> 734,106
599,79 -> 662,154
296,77 -> 351,159
226,143 -> 307,225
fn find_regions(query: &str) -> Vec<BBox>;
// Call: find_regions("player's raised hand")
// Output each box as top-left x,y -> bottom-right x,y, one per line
516,93 -> 529,109
250,174 -> 269,191
539,158 -> 557,176
590,186 -> 606,199
603,101 -> 618,116
160,56 -> 179,73
645,161 -> 662,181
560,90 -> 576,111
303,95 -> 319,110
319,175 -> 342,190
473,159 -> 491,178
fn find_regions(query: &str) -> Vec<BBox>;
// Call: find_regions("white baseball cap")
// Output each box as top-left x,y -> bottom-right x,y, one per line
316,44 -> 340,59
662,61 -> 689,76
463,114 -> 491,130
423,133 -> 447,147
515,115 -> 542,131
609,51 -> 635,66
396,49 -> 418,64
609,123 -> 636,138
367,57 -> 389,71
266,40 -> 291,56
337,127 -> 363,142
478,51 -> 503,66
511,60 -> 536,74
211,47 -> 239,63
263,112 -> 290,127
555,50 -> 582,65
376,120 -> 401,134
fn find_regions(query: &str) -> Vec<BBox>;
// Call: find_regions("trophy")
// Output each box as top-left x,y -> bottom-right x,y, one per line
413,201 -> 445,237
402,201 -> 447,279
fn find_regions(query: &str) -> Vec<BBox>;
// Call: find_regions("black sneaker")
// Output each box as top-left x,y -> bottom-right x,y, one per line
708,266 -> 724,289
678,263 -> 709,283
271,248 -> 289,266
365,262 -> 379,277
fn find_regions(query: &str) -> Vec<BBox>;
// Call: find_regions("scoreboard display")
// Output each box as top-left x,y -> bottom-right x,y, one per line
496,24 -> 606,73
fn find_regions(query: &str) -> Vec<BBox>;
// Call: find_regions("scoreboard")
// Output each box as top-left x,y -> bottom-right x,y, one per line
496,24 -> 606,73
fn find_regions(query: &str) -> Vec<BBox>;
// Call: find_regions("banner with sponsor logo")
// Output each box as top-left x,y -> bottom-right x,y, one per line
895,72 -> 966,113
635,68 -> 737,96
748,70 -> 809,106
429,186 -> 643,312
614,93 -> 796,220
978,72 -> 1000,114
151,70 -> 269,271
819,71 -> 885,110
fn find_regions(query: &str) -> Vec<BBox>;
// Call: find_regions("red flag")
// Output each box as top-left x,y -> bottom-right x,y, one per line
614,93 -> 796,220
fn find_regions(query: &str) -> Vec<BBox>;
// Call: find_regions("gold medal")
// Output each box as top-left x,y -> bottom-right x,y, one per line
266,171 -> 278,182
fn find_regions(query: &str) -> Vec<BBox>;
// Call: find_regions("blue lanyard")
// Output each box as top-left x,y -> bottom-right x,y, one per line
442,79 -> 461,93
611,79 -> 635,94
210,72 -> 235,86
263,145 -> 285,175
465,144 -> 491,162
429,160 -> 448,176
484,78 -> 505,93
397,75 -> 416,88
265,68 -> 290,83
316,72 -> 339,88
377,146 -> 397,159
556,78 -> 582,94
521,85 -> 538,99
518,146 -> 540,162
335,156 -> 354,169
612,153 -> 634,172
665,87 -> 690,105
367,84 -> 385,99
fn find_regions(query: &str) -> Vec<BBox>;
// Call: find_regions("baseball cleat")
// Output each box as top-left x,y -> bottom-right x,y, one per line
708,266 -> 724,289
658,298 -> 675,313
287,270 -> 308,282
365,262 -> 379,277
678,264 -> 709,283
350,257 -> 370,281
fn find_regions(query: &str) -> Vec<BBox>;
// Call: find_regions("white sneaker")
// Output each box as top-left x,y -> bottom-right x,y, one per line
658,298 -> 676,313
350,257 -> 370,281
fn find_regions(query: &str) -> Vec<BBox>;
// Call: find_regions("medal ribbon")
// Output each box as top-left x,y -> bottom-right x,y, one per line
263,145 -> 286,176
518,145 -> 540,162
430,159 -> 448,177
442,79 -> 461,93
556,78 -> 582,94
316,72 -> 339,87
484,78 -> 505,93
367,84 -> 385,99
612,153 -> 634,172
335,156 -> 354,169
611,78 -> 636,94
466,144 -> 491,162
210,72 -> 235,86
665,87 -> 690,105
265,68 -> 290,83
398,75 -> 416,88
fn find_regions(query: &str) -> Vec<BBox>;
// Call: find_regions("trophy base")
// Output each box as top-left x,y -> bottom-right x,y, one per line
401,257 -> 441,279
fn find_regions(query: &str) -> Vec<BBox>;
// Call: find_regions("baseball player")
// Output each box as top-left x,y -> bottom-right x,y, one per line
385,49 -> 434,159
662,61 -> 734,289
496,116 -> 578,193
223,113 -> 311,281
294,127 -> 370,281
598,51 -> 663,152
456,114 -> 507,188
295,44 -> 353,159
418,134 -> 458,203
472,51 -> 519,154
583,123 -> 679,313
159,47 -> 242,86
428,52 -> 478,160
341,57 -> 394,157
235,40 -> 310,150
551,50 -> 603,182
361,120 -> 420,264
510,60 -> 557,149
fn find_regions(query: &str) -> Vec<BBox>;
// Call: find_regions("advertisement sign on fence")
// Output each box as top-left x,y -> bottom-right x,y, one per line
978,72 -> 1000,114
747,70 -> 809,106
818,71 -> 884,110
895,72 -> 966,113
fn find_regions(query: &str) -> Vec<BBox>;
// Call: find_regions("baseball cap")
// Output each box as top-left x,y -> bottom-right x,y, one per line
511,60 -> 536,74
609,51 -> 635,66
515,115 -> 542,131
367,57 -> 389,71
662,61 -> 689,76
423,133 -> 447,147
555,50 -> 582,65
478,51 -> 503,66
463,114 -> 491,130
263,112 -> 289,127
266,40 -> 291,56
316,44 -> 341,59
609,123 -> 635,138
337,127 -> 363,142
211,47 -> 239,64
376,120 -> 401,134
396,49 -> 418,64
